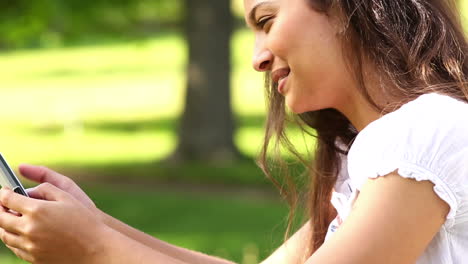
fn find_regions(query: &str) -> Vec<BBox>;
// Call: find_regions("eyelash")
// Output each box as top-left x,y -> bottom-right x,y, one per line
256,16 -> 273,30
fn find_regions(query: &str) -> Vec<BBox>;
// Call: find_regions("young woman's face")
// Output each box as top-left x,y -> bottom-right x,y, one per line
244,0 -> 356,113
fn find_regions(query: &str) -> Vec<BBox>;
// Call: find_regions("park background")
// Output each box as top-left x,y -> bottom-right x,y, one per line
0,1 -> 467,263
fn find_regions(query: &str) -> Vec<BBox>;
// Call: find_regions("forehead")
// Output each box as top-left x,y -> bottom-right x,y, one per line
243,0 -> 275,13
243,0 -> 254,11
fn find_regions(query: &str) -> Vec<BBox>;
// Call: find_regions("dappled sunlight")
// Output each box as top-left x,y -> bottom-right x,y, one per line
0,29 -> 276,171
0,34 -> 186,123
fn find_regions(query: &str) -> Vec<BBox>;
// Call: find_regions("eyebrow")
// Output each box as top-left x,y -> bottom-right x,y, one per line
248,2 -> 272,27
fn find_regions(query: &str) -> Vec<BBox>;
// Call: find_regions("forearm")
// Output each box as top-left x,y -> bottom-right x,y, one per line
99,210 -> 236,264
93,225 -> 187,264
261,220 -> 312,264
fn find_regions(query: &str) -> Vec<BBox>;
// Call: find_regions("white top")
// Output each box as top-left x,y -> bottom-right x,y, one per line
325,93 -> 468,264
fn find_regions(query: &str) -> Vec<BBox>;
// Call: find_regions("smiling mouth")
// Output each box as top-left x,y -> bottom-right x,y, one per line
271,68 -> 291,84
271,68 -> 290,94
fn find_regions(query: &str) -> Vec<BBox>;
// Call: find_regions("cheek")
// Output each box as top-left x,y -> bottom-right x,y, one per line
266,9 -> 304,59
293,29 -> 350,99
286,54 -> 352,113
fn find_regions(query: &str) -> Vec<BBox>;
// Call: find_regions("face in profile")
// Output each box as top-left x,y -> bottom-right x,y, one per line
243,0 -> 356,114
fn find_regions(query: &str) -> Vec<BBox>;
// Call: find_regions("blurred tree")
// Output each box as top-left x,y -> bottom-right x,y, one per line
171,0 -> 241,162
0,0 -> 183,50
0,0 -> 49,49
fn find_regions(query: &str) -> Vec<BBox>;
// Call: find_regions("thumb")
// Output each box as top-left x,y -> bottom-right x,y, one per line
27,183 -> 66,202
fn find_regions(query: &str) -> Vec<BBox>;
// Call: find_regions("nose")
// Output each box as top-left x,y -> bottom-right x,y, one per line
252,49 -> 273,72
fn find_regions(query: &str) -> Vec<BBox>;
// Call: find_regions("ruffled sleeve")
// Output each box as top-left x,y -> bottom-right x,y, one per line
347,93 -> 468,228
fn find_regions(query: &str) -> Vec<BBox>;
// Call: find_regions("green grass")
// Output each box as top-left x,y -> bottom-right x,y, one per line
0,183 -> 293,264
0,29 -> 270,169
0,29 -> 264,122
0,28 -> 315,188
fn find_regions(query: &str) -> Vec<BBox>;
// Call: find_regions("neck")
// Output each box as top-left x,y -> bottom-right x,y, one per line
337,91 -> 382,132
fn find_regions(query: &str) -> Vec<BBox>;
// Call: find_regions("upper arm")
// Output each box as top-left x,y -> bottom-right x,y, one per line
261,220 -> 312,264
305,172 -> 450,264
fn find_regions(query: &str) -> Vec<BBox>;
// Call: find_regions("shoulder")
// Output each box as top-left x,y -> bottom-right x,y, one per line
348,93 -> 468,222
349,93 -> 468,160
354,93 -> 468,145
349,93 -> 468,171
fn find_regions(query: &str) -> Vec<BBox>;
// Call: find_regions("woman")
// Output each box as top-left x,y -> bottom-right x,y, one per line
0,0 -> 467,263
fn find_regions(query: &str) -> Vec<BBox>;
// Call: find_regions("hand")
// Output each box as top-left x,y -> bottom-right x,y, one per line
0,184 -> 109,264
19,164 -> 96,212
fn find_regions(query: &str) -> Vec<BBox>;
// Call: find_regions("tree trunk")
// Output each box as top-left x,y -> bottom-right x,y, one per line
170,0 -> 241,163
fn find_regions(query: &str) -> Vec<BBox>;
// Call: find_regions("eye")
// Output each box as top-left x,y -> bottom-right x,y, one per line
256,16 -> 274,32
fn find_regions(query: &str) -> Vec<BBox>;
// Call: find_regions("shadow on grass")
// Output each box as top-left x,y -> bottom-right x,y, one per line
27,114 -> 267,135
51,158 -> 272,188
39,154 -> 308,196
14,113 -> 309,195
18,113 -> 309,195
17,115 -> 272,188
29,64 -> 173,79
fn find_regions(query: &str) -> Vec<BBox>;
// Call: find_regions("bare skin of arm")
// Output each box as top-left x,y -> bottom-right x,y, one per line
260,220 -> 312,264
305,172 -> 450,264
100,210 -> 314,264
3,165 -> 449,264
98,210 -> 235,264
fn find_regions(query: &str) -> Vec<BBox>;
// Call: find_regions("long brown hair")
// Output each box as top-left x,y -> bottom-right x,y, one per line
258,0 -> 468,255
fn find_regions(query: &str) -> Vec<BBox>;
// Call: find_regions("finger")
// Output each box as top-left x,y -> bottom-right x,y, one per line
7,245 -> 34,263
27,183 -> 67,202
25,187 -> 48,201
0,211 -> 23,235
6,244 -> 15,252
0,188 -> 37,214
25,187 -> 37,198
0,204 -> 19,216
0,227 -> 24,250
19,164 -> 70,189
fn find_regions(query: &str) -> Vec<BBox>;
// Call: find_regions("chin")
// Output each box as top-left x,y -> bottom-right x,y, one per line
286,98 -> 310,114
286,97 -> 315,114
286,96 -> 329,114
288,106 -> 307,114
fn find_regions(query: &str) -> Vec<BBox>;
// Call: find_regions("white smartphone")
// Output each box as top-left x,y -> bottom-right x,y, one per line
0,154 -> 28,196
